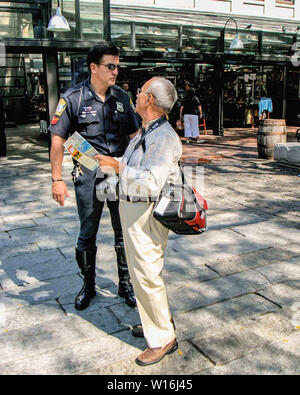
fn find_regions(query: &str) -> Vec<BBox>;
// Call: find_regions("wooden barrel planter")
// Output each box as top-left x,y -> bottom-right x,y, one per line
257,119 -> 287,159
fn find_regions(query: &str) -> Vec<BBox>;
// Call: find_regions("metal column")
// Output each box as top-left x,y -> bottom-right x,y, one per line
75,0 -> 82,39
43,48 -> 59,155
282,65 -> 287,120
213,61 -> 224,136
103,0 -> 111,43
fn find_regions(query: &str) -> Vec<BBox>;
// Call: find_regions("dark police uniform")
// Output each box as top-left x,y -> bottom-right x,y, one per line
49,77 -> 140,310
49,77 -> 140,252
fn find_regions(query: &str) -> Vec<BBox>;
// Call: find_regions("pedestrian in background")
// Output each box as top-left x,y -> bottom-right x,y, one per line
180,80 -> 203,143
49,44 -> 140,311
122,82 -> 133,100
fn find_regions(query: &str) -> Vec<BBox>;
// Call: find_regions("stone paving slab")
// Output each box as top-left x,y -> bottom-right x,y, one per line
0,249 -> 76,287
0,301 -> 66,331
255,256 -> 300,285
198,331 -> 300,375
2,194 -> 42,205
191,326 -> 273,366
0,316 -> 109,366
164,228 -> 273,272
33,216 -> 79,227
62,305 -> 126,335
191,310 -> 299,372
0,243 -> 40,261
231,219 -> 300,247
84,339 -> 213,375
0,329 -> 145,375
207,210 -> 265,231
0,219 -> 37,232
259,280 -> 300,309
167,270 -> 270,314
0,273 -> 82,303
3,226 -> 73,249
206,242 -> 300,276
0,185 -> 49,202
190,308 -> 297,367
0,204 -> 43,217
173,294 -> 281,341
0,232 -> 10,243
163,265 -> 219,285
0,212 -> 47,223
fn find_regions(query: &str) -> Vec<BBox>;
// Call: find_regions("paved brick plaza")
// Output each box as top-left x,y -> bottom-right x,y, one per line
0,125 -> 300,375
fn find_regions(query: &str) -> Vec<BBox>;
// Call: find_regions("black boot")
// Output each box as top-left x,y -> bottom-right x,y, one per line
75,247 -> 97,310
115,245 -> 137,308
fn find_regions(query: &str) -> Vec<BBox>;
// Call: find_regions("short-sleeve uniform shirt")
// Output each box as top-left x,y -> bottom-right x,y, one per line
49,78 -> 141,157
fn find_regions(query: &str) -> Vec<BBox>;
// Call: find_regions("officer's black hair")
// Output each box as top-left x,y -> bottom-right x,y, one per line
87,44 -> 120,71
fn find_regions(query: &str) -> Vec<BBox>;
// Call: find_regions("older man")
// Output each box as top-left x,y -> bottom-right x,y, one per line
95,77 -> 182,366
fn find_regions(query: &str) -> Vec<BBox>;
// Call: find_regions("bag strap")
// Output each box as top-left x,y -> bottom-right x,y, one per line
178,163 -> 206,211
178,162 -> 186,185
77,86 -> 83,117
126,115 -> 168,165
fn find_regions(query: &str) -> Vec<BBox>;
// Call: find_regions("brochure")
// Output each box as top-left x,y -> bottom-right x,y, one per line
64,132 -> 99,171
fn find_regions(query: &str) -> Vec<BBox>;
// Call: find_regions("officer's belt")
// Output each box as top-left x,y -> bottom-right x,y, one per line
119,194 -> 158,203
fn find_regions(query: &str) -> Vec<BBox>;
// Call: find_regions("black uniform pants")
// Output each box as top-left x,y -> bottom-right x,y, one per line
74,166 -> 123,251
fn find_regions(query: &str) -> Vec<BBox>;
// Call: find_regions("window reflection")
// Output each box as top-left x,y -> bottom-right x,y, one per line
58,52 -> 88,94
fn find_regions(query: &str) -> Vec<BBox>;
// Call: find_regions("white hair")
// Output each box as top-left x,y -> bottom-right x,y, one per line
146,77 -> 178,114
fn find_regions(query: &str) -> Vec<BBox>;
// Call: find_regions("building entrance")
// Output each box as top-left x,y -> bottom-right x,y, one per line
1,53 -> 46,134
223,63 -> 285,128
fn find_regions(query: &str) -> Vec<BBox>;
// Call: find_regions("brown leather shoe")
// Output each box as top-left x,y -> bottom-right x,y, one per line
132,317 -> 176,338
135,338 -> 178,366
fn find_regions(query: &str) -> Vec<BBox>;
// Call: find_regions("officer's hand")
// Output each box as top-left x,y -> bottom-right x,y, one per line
52,181 -> 70,206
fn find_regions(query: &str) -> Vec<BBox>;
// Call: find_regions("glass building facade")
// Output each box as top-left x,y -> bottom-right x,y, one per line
1,0 -> 300,134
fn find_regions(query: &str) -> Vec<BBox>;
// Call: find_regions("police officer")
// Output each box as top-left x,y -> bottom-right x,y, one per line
49,44 -> 141,310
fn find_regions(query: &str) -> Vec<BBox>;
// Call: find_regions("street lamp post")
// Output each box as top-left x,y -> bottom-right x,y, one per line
224,17 -> 244,52
213,18 -> 244,136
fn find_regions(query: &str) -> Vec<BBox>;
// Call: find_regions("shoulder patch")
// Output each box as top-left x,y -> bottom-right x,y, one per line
51,116 -> 60,125
55,98 -> 67,116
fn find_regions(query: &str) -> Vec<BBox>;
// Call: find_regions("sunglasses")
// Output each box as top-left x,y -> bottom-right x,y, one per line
96,63 -> 121,71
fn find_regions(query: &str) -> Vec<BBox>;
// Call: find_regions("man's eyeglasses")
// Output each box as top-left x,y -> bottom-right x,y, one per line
137,88 -> 155,97
96,63 -> 121,71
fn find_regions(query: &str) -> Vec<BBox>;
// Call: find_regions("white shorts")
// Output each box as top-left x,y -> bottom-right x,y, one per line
184,114 -> 199,138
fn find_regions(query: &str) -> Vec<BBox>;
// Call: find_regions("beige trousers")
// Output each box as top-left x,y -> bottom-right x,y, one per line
119,200 -> 176,348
